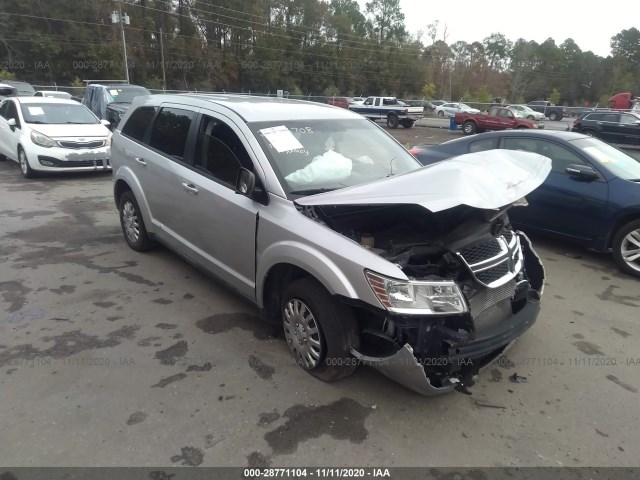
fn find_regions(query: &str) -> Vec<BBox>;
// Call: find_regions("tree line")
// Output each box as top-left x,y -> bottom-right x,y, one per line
0,0 -> 639,106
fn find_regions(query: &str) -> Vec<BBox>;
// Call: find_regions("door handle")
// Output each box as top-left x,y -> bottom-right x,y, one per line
182,182 -> 198,194
135,157 -> 146,166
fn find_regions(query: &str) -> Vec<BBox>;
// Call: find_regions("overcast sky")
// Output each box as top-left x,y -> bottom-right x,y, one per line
357,0 -> 640,57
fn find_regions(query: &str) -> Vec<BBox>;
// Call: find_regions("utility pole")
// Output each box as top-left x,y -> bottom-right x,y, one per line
159,27 -> 166,91
111,2 -> 130,84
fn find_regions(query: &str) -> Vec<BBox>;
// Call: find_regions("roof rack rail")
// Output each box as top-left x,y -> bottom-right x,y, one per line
82,79 -> 129,85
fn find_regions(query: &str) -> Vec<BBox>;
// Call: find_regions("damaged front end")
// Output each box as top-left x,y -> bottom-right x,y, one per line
300,201 -> 545,395
294,150 -> 550,395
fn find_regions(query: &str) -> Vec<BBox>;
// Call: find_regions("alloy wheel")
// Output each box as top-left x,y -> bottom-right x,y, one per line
620,228 -> 640,273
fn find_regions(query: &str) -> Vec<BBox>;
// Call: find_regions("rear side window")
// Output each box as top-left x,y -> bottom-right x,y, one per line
122,106 -> 157,141
503,138 -> 587,173
148,107 -> 195,160
469,137 -> 499,153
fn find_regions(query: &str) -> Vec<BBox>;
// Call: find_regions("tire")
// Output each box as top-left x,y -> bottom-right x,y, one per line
548,112 -> 560,121
281,277 -> 360,382
437,110 -> 444,116
387,114 -> 399,129
462,121 -> 476,135
18,147 -> 36,178
118,191 -> 154,252
611,219 -> 640,278
401,119 -> 414,128
582,129 -> 596,137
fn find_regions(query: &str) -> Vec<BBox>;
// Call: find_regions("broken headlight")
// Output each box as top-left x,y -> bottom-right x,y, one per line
365,270 -> 468,315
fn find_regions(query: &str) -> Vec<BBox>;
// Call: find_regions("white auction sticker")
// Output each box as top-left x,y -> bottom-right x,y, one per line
28,106 -> 45,115
109,89 -> 119,96
259,125 -> 304,153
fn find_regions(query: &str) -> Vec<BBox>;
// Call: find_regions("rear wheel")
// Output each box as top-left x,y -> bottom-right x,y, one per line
462,121 -> 476,135
281,277 -> 360,382
118,191 -> 154,251
612,220 -> 640,278
387,114 -> 399,129
401,119 -> 414,128
582,129 -> 596,137
18,147 -> 36,178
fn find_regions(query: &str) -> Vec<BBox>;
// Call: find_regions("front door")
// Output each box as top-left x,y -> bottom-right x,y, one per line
176,111 -> 259,298
503,137 -> 609,242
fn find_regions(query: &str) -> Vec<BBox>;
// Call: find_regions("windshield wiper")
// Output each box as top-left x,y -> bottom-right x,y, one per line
289,188 -> 337,196
65,121 -> 90,124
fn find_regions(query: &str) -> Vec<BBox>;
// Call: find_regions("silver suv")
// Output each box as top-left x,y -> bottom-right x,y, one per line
110,94 -> 549,395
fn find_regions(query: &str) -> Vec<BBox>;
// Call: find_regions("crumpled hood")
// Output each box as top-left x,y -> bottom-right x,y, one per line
295,150 -> 552,212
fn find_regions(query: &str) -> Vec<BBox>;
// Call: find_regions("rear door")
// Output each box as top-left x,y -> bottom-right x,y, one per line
123,104 -> 198,244
614,113 -> 640,145
502,137 -> 609,241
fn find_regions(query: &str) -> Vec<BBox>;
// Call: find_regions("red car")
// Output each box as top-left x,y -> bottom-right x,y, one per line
327,97 -> 350,109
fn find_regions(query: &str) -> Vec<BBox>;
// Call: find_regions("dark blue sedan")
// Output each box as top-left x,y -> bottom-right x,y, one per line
410,130 -> 640,277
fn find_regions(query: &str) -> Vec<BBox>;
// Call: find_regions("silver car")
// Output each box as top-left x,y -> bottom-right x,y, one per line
110,94 -> 549,395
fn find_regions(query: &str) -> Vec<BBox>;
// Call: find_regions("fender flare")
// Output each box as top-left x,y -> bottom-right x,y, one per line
256,241 -> 359,309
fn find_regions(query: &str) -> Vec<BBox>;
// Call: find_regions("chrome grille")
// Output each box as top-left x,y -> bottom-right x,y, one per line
58,140 -> 105,149
456,232 -> 523,288
468,280 -> 516,332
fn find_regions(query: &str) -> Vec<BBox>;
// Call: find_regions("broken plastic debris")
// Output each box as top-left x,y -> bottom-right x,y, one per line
509,373 -> 528,383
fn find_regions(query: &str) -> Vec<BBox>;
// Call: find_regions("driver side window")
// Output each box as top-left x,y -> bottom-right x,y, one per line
503,138 -> 587,173
193,115 -> 251,187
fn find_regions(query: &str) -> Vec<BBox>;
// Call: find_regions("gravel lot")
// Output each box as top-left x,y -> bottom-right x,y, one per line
0,129 -> 639,468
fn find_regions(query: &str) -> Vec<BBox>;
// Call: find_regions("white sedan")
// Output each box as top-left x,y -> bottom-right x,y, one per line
506,104 -> 545,121
434,102 -> 481,116
0,97 -> 111,178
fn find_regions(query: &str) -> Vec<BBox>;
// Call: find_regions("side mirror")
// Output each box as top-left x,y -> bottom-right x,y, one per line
100,119 -> 111,127
236,168 -> 256,196
566,164 -> 599,180
7,118 -> 16,128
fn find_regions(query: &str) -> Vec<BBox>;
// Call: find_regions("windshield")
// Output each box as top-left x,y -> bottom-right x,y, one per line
249,118 -> 421,196
106,87 -> 150,104
20,103 -> 99,124
572,137 -> 640,180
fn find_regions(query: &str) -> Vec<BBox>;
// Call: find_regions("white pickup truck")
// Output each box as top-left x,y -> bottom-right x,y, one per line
348,96 -> 423,129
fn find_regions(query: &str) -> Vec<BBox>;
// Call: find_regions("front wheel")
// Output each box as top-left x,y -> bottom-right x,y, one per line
18,148 -> 36,178
387,114 -> 399,129
548,112 -> 560,121
281,277 -> 360,382
118,191 -> 155,251
462,121 -> 476,135
611,220 -> 640,278
437,110 -> 444,116
527,115 -> 534,120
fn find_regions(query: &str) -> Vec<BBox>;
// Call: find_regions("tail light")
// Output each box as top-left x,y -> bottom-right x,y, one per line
573,119 -> 580,126
408,148 -> 420,156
